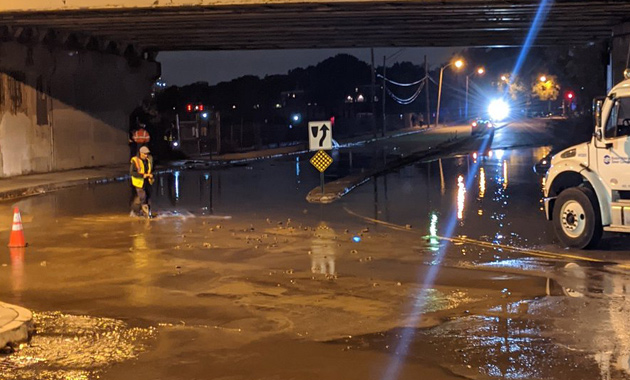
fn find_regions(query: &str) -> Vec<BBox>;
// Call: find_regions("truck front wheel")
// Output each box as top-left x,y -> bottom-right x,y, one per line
552,187 -> 602,249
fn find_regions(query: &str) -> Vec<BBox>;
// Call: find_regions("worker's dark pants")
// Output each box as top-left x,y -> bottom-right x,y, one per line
131,184 -> 152,214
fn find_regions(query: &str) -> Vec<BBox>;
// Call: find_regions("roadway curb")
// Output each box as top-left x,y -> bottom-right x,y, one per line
0,302 -> 34,349
306,134 -> 473,204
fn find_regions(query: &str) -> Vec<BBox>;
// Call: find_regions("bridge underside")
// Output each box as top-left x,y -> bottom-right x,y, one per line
0,1 -> 629,177
1,1 -> 630,53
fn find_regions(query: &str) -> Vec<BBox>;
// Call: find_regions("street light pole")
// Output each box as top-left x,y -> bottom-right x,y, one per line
424,55 -> 431,127
435,65 -> 447,128
370,48 -> 376,138
382,55 -> 386,137
465,67 -> 484,120
435,59 -> 463,128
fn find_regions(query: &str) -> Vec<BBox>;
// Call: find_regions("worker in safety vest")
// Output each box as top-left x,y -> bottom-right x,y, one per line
130,146 -> 155,218
130,123 -> 151,158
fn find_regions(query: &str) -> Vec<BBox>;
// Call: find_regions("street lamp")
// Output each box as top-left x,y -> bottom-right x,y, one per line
539,75 -> 547,83
465,66 -> 485,119
435,59 -> 464,128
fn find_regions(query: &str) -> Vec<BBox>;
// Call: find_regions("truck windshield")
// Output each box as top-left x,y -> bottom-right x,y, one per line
605,97 -> 630,138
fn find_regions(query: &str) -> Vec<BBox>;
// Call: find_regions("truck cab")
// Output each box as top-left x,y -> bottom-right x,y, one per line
544,72 -> 630,248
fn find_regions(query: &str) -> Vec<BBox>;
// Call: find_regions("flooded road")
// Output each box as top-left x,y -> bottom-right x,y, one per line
1,117 -> 630,379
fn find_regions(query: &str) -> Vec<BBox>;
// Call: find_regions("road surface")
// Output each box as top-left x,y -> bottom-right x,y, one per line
1,117 -> 629,380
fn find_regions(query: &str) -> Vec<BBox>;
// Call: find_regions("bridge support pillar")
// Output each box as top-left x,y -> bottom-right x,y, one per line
609,22 -> 630,90
0,40 -> 159,177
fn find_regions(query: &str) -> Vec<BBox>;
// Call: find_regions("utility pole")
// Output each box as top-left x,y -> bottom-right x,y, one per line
371,48 -> 377,138
424,55 -> 431,127
382,55 -> 386,137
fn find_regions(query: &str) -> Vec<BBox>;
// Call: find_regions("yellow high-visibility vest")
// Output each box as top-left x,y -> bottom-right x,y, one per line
130,156 -> 153,188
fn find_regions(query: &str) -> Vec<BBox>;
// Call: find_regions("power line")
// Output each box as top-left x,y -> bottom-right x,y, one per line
386,78 -> 427,105
376,73 -> 425,87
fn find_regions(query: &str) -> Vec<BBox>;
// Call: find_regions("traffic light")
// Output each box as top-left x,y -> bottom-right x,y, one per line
565,91 -> 575,101
186,104 -> 205,112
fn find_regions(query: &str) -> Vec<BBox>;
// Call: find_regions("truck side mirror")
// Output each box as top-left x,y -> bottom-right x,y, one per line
593,97 -> 605,139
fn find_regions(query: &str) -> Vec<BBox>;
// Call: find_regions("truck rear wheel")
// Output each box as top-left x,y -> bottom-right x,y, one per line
553,187 -> 602,249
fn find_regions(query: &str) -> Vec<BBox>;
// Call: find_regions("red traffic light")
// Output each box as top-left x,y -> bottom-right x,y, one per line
198,104 -> 204,111
565,91 -> 575,100
186,104 -> 193,112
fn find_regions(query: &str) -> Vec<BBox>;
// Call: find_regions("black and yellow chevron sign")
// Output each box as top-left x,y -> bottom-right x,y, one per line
310,150 -> 333,172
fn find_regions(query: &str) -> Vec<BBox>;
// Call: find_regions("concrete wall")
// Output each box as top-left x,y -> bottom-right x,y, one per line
0,41 -> 159,177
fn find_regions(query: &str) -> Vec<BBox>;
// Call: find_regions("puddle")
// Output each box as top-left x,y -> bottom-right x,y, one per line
0,312 -> 155,380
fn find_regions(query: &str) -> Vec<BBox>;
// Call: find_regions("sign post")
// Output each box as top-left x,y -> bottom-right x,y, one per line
310,150 -> 333,193
308,120 -> 334,194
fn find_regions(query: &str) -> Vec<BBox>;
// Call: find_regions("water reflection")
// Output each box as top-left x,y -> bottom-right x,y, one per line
295,156 -> 301,184
439,158 -> 446,195
502,160 -> 508,189
428,212 -> 439,251
457,175 -> 466,221
128,223 -> 155,306
173,171 -> 181,201
479,167 -> 486,199
199,172 -> 214,214
9,247 -> 25,298
551,263 -> 630,379
310,222 -> 337,276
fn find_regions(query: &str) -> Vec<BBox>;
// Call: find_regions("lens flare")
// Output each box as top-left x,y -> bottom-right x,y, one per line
488,99 -> 510,121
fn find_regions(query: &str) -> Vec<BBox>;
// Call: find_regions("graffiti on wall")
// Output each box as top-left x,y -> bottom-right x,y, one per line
0,71 -> 28,115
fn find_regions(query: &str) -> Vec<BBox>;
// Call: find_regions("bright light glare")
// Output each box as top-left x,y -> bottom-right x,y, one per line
454,60 -> 464,69
539,75 -> 547,82
477,67 -> 485,75
488,99 -> 510,121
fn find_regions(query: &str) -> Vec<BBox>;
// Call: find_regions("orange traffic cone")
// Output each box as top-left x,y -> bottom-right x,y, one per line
8,207 -> 27,248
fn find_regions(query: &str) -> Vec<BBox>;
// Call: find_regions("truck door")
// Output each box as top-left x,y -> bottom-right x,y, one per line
597,97 -> 630,190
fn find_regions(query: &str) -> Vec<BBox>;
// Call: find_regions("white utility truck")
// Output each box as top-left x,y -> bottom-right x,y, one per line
544,72 -> 630,248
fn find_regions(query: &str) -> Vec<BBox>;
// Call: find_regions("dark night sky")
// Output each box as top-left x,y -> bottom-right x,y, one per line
158,47 -> 460,86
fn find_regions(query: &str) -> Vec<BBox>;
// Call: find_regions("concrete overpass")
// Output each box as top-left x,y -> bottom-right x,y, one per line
2,1 -> 630,51
0,1 -> 629,177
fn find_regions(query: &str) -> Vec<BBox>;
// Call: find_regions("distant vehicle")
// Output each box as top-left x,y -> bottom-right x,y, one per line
471,119 -> 494,136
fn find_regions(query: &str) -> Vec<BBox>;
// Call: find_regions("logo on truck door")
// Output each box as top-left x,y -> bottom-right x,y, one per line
604,155 -> 611,165
603,154 -> 630,165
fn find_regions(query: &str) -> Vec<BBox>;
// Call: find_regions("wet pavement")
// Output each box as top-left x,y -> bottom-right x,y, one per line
1,117 -> 630,379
